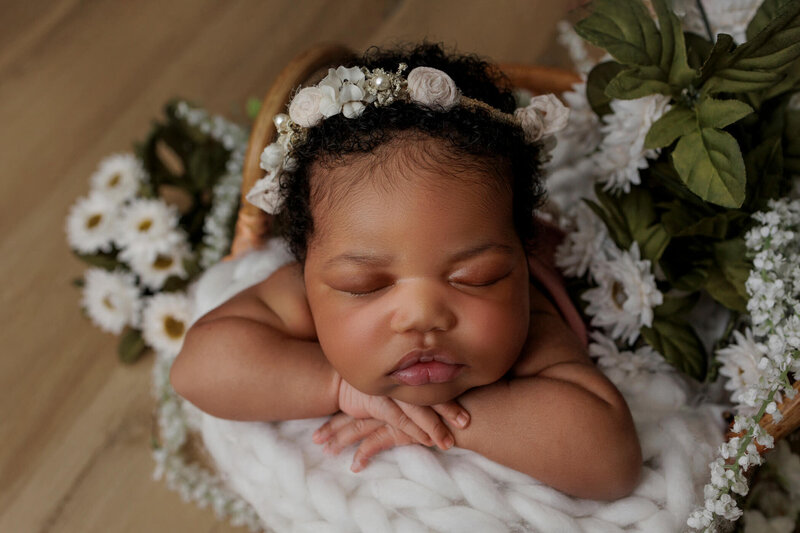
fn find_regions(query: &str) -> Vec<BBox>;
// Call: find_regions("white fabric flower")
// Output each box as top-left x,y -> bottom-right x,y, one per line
65,191 -> 119,254
114,198 -> 184,262
555,203 -> 610,278
318,66 -> 367,118
82,268 -> 141,334
407,67 -> 460,110
526,94 -> 570,136
142,292 -> 193,356
513,106 -> 545,142
89,153 -> 146,204
259,143 -> 285,172
128,241 -> 192,290
592,94 -> 671,193
246,171 -> 282,214
288,87 -> 325,127
582,242 -> 664,344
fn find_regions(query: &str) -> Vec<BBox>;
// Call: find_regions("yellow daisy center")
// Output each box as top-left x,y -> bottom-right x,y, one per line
163,316 -> 185,339
102,296 -> 116,310
153,255 -> 174,270
611,282 -> 627,309
86,213 -> 103,229
108,172 -> 121,187
138,218 -> 153,232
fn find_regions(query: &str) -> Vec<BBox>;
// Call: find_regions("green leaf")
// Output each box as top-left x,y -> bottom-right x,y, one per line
574,0 -> 662,66
705,265 -> 748,312
713,238 -> 751,302
699,34 -> 736,83
748,0 -> 798,40
246,97 -> 262,121
73,250 -> 123,271
605,66 -> 672,99
645,105 -> 696,149
654,292 -> 700,319
684,32 -> 714,70
661,201 -> 743,238
672,128 -> 746,207
696,97 -> 754,128
585,198 -> 633,250
744,137 -> 785,210
703,1 -> 800,94
641,317 -> 707,379
118,328 -> 148,364
586,61 -> 625,116
651,0 -> 696,87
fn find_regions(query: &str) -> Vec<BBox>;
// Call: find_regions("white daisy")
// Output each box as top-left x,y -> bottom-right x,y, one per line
89,153 -> 146,204
114,198 -> 185,262
717,328 -> 769,410
593,94 -> 671,194
141,292 -> 193,356
128,240 -> 193,290
547,82 -> 602,169
555,203 -> 611,278
582,242 -> 664,344
65,191 -> 119,254
81,268 -> 142,334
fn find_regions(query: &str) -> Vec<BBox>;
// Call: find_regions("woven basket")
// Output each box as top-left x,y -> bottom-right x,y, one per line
226,42 -> 800,458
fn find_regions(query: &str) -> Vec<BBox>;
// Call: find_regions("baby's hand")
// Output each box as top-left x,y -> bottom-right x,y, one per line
335,379 -> 470,450
312,413 -> 417,472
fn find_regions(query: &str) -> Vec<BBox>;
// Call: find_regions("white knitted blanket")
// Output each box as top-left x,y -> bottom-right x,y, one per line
185,239 -> 729,533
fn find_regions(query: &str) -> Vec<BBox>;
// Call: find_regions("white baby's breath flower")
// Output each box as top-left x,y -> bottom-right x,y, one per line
89,153 -> 146,204
82,268 -> 141,334
582,242 -> 664,344
114,198 -> 184,262
142,292 -> 193,356
128,241 -> 192,290
65,191 -> 119,254
407,67 -> 460,110
593,94 -> 671,193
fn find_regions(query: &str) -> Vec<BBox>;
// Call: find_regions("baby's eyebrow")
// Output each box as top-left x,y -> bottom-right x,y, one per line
325,242 -> 515,268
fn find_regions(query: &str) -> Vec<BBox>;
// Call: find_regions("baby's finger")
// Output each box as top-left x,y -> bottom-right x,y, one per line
431,401 -> 471,429
396,400 -> 454,450
371,398 -> 434,447
313,412 -> 354,444
351,426 -> 410,473
322,418 -> 385,456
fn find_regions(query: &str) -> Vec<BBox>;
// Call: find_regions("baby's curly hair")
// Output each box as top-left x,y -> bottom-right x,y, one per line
274,42 -> 547,264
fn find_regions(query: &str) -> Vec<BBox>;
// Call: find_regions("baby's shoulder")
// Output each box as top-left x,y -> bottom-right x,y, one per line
252,262 -> 316,339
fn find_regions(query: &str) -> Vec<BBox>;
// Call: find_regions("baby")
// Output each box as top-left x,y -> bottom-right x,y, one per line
170,43 -> 641,501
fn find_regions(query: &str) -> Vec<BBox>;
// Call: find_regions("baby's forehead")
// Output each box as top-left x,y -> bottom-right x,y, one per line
308,134 -> 512,213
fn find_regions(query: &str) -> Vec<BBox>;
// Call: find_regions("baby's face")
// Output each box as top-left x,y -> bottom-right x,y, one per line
303,150 -> 531,406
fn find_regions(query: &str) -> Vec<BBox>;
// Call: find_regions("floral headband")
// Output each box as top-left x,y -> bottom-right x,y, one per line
246,63 -> 570,214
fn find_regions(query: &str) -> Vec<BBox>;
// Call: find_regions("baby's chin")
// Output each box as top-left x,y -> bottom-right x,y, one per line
386,382 -> 468,406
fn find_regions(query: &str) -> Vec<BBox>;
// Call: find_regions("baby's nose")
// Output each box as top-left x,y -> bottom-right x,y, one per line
389,280 -> 457,334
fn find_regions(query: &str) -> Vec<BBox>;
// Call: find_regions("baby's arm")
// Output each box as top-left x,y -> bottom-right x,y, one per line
170,262 -> 340,420
442,284 -> 641,500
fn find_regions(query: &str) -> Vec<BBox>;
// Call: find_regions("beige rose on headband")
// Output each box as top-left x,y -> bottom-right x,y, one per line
289,87 -> 325,127
407,67 -> 460,110
246,171 -> 282,214
260,142 -> 285,172
514,94 -> 570,142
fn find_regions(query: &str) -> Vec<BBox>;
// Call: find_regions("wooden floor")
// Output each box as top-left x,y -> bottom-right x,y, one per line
0,1 -> 574,531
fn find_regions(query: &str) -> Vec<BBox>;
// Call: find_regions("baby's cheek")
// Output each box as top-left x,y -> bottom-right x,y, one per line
461,301 -> 529,377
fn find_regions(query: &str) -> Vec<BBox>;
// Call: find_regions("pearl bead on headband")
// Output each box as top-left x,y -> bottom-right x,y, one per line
246,63 -> 570,215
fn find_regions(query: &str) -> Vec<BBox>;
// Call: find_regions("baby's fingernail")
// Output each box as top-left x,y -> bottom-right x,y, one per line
441,436 -> 454,450
351,458 -> 365,472
455,413 -> 470,428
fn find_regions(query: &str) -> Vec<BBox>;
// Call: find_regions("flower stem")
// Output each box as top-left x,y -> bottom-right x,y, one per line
695,0 -> 714,42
